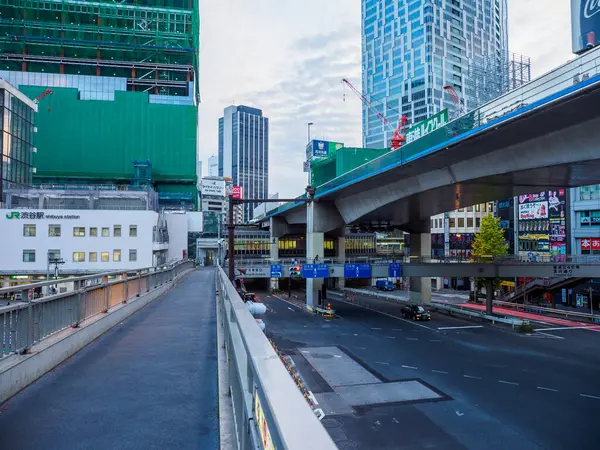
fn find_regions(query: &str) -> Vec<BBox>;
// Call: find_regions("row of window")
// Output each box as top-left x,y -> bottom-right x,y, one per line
22,249 -> 137,263
432,217 -> 482,229
22,224 -> 137,238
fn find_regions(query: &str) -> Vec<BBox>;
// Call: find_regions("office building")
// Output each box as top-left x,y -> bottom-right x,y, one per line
1,1 -> 200,210
0,80 -> 38,206
569,185 -> 600,256
208,156 -> 219,177
218,105 -> 269,222
361,0 -> 510,148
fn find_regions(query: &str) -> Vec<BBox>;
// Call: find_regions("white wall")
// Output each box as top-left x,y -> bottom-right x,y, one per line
0,209 -> 158,272
165,212 -> 189,262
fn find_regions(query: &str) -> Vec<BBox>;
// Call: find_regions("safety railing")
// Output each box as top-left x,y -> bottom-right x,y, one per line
0,260 -> 194,359
216,265 -> 336,450
491,300 -> 600,324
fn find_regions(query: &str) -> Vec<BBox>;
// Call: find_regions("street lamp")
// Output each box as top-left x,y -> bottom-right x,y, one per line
307,122 -> 314,143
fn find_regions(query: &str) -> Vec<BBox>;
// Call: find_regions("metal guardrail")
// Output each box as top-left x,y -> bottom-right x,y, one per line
491,300 -> 600,324
0,260 -> 194,359
430,302 -> 524,328
215,265 -> 336,450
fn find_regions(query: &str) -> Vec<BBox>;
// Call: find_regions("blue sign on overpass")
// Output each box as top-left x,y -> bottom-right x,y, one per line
270,264 -> 283,278
389,263 -> 402,277
302,264 -> 329,279
344,263 -> 372,279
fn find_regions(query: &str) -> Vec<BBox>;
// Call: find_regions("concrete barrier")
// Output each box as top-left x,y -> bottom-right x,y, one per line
0,269 -> 193,404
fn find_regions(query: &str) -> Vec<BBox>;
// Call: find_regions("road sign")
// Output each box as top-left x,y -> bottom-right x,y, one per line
302,264 -> 329,279
389,263 -> 402,277
270,264 -> 283,279
344,263 -> 371,279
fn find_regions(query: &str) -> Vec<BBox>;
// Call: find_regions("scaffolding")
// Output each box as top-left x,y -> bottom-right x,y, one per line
468,52 -> 531,109
0,0 -> 199,99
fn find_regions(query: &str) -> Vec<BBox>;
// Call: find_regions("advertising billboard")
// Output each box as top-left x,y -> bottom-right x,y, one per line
232,186 -> 243,200
519,201 -> 548,220
200,178 -> 226,197
580,238 -> 600,251
572,0 -> 600,54
305,140 -> 344,160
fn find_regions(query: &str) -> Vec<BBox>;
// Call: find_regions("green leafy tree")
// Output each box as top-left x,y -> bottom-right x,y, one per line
472,215 -> 508,259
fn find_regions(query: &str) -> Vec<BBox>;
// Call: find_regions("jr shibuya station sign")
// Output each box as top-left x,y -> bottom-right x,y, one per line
4,211 -> 81,220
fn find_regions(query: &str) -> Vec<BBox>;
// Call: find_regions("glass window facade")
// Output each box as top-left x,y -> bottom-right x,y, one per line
0,87 -> 35,204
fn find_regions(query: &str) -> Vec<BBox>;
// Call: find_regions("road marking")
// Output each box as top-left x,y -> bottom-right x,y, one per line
386,336 -> 396,339
537,386 -> 559,392
430,339 -> 443,342
463,375 -> 482,380
580,393 -> 600,400
533,325 -> 600,332
371,327 -> 382,330
288,307 -> 295,312
406,337 -> 419,341
499,380 -> 519,386
333,355 -> 342,358
307,391 -> 319,405
533,331 -> 565,340
272,295 -> 303,310
355,346 -> 367,350
301,350 -> 310,354
392,418 -> 399,424
393,328 -> 403,332
438,325 -> 484,330
432,370 -> 448,374
375,361 -> 390,365
402,365 -> 418,369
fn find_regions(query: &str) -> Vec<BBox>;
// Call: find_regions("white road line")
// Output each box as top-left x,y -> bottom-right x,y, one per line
432,370 -> 448,374
533,325 -> 600,332
406,337 -> 419,341
499,380 -> 519,386
272,295 -> 302,310
301,350 -> 310,354
392,418 -> 399,424
463,375 -> 482,380
386,336 -> 396,339
534,331 -> 565,340
288,307 -> 295,312
333,355 -> 342,358
371,327 -> 382,330
355,346 -> 367,350
430,339 -> 443,342
537,386 -> 559,392
580,393 -> 600,400
375,361 -> 390,365
402,365 -> 418,369
438,325 -> 484,330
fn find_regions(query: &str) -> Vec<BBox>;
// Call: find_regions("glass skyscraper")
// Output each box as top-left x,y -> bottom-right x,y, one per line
218,105 -> 269,222
362,0 -> 509,148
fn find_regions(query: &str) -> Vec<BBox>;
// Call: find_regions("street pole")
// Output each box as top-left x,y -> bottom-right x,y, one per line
228,195 -> 235,282
288,274 -> 292,299
307,122 -> 313,143
588,285 -> 594,315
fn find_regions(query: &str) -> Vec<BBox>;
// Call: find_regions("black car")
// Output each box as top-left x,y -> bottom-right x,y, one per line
402,305 -> 431,321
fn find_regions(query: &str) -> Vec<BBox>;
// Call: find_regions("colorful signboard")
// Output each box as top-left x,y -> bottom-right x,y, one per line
305,140 -> 344,160
254,392 -> 275,450
519,202 -> 548,220
232,186 -> 243,200
572,0 -> 600,54
580,238 -> 600,250
404,109 -> 449,145
344,263 -> 372,279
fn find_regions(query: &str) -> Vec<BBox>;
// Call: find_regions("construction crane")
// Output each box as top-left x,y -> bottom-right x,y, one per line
342,78 -> 408,150
442,85 -> 466,118
34,88 -> 53,104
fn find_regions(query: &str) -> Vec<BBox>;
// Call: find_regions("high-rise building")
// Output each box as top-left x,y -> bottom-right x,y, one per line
218,105 -> 269,222
361,0 -> 509,148
208,156 -> 219,177
1,1 -> 199,210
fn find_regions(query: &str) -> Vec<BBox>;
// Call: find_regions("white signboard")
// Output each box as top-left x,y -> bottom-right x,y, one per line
202,199 -> 224,213
201,179 -> 226,197
519,201 -> 548,220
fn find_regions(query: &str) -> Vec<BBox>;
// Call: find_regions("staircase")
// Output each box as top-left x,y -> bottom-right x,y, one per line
501,277 -> 588,303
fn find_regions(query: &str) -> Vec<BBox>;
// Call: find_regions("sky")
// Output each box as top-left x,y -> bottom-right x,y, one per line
198,0 -> 573,198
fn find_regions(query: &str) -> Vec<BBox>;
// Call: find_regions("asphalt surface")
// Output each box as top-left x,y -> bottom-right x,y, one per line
0,269 -> 219,450
260,290 -> 600,450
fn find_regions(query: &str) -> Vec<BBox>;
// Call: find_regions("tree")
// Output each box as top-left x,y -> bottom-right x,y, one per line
472,215 -> 508,259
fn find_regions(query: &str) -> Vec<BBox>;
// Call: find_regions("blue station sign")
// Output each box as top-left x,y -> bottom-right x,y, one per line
389,263 -> 402,278
270,264 -> 283,279
344,263 -> 372,279
302,264 -> 329,279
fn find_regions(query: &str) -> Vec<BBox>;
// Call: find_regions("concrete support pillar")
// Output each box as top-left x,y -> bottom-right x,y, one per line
486,278 -> 494,315
306,231 -> 324,309
270,237 -> 279,290
409,232 -> 432,303
337,234 -> 346,290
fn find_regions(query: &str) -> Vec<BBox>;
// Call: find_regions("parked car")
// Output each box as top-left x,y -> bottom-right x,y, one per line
402,304 -> 431,321
243,292 -> 258,303
375,279 -> 394,291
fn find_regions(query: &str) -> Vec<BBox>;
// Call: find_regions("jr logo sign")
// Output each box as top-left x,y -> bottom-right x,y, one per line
5,212 -> 20,219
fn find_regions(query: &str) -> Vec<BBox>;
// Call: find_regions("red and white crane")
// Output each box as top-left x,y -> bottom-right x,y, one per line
34,88 -> 53,104
342,78 -> 408,150
442,85 -> 466,118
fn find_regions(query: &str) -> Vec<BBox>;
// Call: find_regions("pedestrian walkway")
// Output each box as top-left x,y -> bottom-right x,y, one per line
458,303 -> 600,330
0,269 -> 219,450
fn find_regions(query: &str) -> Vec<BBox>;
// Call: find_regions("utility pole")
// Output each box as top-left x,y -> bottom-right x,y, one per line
588,285 -> 595,315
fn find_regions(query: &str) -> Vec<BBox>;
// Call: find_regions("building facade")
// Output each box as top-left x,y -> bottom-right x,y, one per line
569,185 -> 600,256
218,105 -> 269,222
361,0 -> 509,148
1,1 -> 199,210
208,156 -> 219,177
0,80 -> 38,206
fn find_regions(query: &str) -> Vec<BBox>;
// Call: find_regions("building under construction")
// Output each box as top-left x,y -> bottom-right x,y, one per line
0,1 -> 200,209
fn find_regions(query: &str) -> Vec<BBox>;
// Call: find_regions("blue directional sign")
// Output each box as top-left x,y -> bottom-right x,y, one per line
344,263 -> 372,279
302,264 -> 329,279
270,264 -> 283,279
389,263 -> 402,278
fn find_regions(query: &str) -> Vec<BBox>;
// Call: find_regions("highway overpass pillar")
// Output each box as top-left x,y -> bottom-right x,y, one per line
337,234 -> 346,290
270,237 -> 279,290
306,231 -> 324,309
486,278 -> 494,315
409,233 -> 432,303
270,217 -> 289,290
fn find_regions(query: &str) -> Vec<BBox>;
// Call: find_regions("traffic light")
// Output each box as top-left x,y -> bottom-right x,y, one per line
289,265 -> 302,277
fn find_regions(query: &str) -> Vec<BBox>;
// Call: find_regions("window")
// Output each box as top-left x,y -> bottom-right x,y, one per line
89,252 -> 98,262
475,204 -> 481,212
476,218 -> 481,227
48,224 -> 61,237
467,217 -> 474,228
458,218 -> 465,227
467,206 -> 474,212
449,218 -> 456,228
102,227 -> 109,237
48,249 -> 60,260
73,252 -> 85,262
114,225 -> 122,237
23,250 -> 35,262
129,225 -> 137,237
73,227 -> 86,237
90,227 -> 98,237
129,249 -> 137,262
23,224 -> 36,237
101,252 -> 109,262
113,250 -> 121,262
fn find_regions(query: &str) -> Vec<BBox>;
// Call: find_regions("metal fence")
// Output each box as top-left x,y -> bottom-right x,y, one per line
0,261 -> 193,359
216,265 -> 336,450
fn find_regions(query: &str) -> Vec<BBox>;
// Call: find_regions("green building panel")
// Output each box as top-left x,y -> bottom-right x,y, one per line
20,86 -> 197,185
336,147 -> 390,178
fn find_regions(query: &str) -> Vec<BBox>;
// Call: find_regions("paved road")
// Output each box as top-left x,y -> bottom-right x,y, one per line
261,290 -> 600,450
0,269 -> 219,450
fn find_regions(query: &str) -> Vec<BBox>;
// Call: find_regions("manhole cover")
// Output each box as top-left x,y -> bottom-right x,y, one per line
336,440 -> 359,450
321,418 -> 342,429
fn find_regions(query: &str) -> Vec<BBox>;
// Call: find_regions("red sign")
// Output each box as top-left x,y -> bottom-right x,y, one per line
580,238 -> 600,250
232,186 -> 243,200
